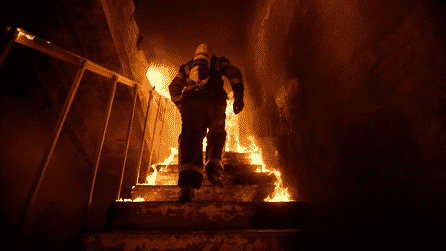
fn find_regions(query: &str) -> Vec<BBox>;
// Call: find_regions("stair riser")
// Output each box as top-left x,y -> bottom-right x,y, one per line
81,230 -> 320,251
156,164 -> 263,173
107,202 -> 308,230
131,185 -> 275,202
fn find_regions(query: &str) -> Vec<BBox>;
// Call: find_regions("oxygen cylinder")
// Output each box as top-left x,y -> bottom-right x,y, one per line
189,43 -> 212,89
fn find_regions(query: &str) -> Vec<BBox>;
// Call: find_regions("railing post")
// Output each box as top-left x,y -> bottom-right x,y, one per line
116,84 -> 138,201
16,59 -> 87,244
87,74 -> 118,212
146,95 -> 162,174
0,27 -> 20,68
135,89 -> 155,184
155,98 -> 168,168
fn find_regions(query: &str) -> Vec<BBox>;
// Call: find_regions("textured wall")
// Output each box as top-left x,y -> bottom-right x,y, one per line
245,0 -> 446,232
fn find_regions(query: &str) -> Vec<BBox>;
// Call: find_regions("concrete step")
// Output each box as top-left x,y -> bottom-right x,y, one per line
80,228 -> 324,251
141,171 -> 277,186
105,201 -> 307,231
156,164 -> 263,173
131,184 -> 275,202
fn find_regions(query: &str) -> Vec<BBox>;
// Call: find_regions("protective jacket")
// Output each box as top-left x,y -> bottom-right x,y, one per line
169,55 -> 244,106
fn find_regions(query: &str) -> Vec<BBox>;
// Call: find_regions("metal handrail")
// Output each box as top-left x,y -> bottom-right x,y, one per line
1,26 -> 161,241
1,27 -> 138,87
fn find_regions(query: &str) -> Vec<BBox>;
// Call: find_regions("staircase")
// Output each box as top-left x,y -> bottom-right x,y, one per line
80,151 -> 323,250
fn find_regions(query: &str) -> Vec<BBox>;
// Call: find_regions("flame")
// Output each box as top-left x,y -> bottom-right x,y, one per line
203,129 -> 209,152
161,147 -> 178,165
145,165 -> 158,185
128,92 -> 292,201
225,97 -> 244,152
145,63 -> 176,98
264,171 -> 292,202
116,197 -> 145,202
17,28 -> 35,40
245,136 -> 293,202
140,147 -> 179,186
222,96 -> 291,201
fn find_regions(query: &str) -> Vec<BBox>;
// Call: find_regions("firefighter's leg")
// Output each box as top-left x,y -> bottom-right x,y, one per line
205,104 -> 227,184
178,100 -> 208,191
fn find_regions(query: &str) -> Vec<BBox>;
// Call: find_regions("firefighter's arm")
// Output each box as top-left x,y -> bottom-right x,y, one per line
220,57 -> 245,114
168,64 -> 189,105
220,57 -> 244,96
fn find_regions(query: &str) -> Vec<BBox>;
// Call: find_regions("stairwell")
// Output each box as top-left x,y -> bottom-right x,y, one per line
1,25 -> 330,251
80,151 -> 324,250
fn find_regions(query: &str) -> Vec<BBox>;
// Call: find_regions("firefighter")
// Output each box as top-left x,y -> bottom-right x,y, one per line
168,43 -> 245,202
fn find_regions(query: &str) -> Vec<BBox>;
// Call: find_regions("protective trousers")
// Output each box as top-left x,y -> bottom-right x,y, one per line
177,99 -> 227,189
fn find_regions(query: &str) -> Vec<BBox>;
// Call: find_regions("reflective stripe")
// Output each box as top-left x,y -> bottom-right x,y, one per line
230,78 -> 241,84
176,72 -> 183,78
179,163 -> 203,174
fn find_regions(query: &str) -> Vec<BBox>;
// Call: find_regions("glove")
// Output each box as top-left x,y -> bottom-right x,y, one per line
233,92 -> 244,114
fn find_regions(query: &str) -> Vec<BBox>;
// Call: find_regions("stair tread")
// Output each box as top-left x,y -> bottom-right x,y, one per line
81,228 -> 324,250
131,184 -> 276,202
156,164 -> 263,173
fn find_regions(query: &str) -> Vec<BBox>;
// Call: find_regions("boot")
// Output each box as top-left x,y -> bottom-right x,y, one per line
205,158 -> 223,184
204,133 -> 226,184
178,186 -> 195,202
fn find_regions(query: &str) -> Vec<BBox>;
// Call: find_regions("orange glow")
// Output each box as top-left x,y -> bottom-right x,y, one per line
131,93 -> 292,201
244,136 -> 293,202
223,96 -> 292,201
225,97 -> 245,152
140,147 -> 179,186
145,63 -> 176,98
161,147 -> 178,165
17,29 -> 35,40
116,197 -> 145,202
264,170 -> 292,202
145,164 -> 158,185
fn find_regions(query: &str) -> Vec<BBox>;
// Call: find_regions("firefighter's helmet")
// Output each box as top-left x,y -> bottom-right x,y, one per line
189,43 -> 212,88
